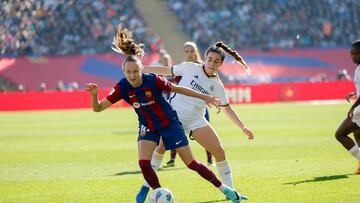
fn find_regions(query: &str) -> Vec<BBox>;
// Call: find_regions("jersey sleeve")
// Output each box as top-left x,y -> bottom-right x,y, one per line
106,83 -> 122,103
214,84 -> 229,106
155,75 -> 172,92
171,62 -> 193,76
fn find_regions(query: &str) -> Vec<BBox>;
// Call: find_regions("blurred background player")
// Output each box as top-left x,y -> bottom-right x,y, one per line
150,49 -> 173,99
87,26 -> 246,203
335,40 -> 360,174
151,49 -> 172,67
337,69 -> 351,81
165,41 -> 214,167
137,41 -> 254,202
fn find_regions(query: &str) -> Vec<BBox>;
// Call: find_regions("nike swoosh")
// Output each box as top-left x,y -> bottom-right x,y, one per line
175,140 -> 182,145
129,95 -> 135,98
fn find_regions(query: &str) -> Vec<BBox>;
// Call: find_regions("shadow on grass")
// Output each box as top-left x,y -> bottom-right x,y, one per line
196,199 -> 227,203
284,174 -> 354,185
112,166 -> 187,176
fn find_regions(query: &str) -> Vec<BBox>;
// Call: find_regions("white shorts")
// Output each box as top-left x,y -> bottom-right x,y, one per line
352,107 -> 360,127
176,109 -> 209,134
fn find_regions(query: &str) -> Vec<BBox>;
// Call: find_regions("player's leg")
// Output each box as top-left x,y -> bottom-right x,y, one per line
136,128 -> 163,203
353,129 -> 360,174
206,150 -> 214,166
175,145 -> 246,202
164,150 -> 176,167
137,140 -> 160,189
335,117 -> 360,163
137,139 -> 166,203
353,129 -> 360,146
204,108 -> 214,166
191,125 -> 234,188
161,119 -> 246,202
153,139 -> 166,170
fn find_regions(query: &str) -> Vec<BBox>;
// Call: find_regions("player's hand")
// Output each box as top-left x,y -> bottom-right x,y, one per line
242,127 -> 254,140
85,83 -> 99,96
345,92 -> 355,103
204,95 -> 221,108
348,107 -> 355,119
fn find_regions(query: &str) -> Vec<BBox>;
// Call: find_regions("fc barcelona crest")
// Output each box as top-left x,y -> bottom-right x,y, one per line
145,91 -> 152,97
140,125 -> 149,136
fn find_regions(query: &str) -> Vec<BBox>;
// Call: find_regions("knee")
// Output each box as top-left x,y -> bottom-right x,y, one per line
212,146 -> 226,158
335,129 -> 345,142
156,145 -> 166,154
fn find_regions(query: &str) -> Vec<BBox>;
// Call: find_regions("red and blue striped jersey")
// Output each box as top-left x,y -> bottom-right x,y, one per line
106,73 -> 178,132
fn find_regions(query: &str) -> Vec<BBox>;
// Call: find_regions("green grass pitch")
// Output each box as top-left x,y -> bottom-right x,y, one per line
1,102 -> 360,202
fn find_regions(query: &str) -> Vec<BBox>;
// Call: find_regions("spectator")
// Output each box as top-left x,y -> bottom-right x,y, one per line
0,0 -> 159,57
337,69 -> 351,81
38,82 -> 46,91
56,80 -> 66,91
69,81 -> 79,91
17,84 -> 26,92
168,0 -> 360,52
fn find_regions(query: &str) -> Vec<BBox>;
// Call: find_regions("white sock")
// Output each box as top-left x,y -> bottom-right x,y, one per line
216,160 -> 233,189
143,151 -> 164,188
217,183 -> 227,192
349,145 -> 360,161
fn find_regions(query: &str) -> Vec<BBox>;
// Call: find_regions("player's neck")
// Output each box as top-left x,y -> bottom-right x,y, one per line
203,66 -> 217,77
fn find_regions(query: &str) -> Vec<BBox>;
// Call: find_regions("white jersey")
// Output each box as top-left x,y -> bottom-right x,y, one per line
354,64 -> 360,97
170,62 -> 229,118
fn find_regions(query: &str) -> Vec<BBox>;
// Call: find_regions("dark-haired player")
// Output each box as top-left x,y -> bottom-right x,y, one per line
336,39 -> 360,174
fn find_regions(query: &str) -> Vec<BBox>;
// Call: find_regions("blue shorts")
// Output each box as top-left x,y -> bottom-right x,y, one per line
137,119 -> 189,150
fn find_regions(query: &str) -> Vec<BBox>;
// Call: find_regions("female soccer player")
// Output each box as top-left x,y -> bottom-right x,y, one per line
165,41 -> 214,167
86,26 -> 246,203
335,39 -> 360,174
137,41 -> 253,201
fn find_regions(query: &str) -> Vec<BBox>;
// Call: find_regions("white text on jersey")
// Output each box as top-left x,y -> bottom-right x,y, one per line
190,80 -> 210,95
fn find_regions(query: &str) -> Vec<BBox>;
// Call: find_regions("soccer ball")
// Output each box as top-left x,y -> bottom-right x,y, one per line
148,188 -> 174,203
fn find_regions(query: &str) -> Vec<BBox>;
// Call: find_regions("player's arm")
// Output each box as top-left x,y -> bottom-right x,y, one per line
85,83 -> 112,112
222,105 -> 254,139
170,83 -> 221,107
143,65 -> 172,76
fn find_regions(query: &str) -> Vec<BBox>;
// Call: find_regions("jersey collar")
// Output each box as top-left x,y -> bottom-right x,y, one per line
202,65 -> 217,78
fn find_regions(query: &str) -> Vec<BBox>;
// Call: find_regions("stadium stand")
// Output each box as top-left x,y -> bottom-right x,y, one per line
167,0 -> 360,52
0,1 -> 359,90
0,0 -> 162,57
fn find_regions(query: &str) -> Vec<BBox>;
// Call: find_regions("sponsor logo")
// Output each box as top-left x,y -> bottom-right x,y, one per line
175,140 -> 183,145
194,75 -> 199,79
133,102 -> 140,108
190,80 -> 210,95
210,85 -> 214,91
132,100 -> 155,108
